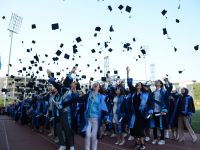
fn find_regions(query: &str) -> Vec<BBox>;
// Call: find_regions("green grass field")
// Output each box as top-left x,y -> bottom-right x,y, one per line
192,109 -> 200,134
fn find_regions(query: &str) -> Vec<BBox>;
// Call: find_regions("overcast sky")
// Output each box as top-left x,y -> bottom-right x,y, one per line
0,0 -> 200,83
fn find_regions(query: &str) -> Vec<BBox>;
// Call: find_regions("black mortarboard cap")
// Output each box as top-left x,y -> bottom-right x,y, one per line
34,63 -> 38,67
32,40 -> 36,44
60,43 -> 64,48
118,5 -> 124,10
56,72 -> 60,76
36,71 -> 39,74
23,67 -> 26,71
94,33 -> 97,37
101,77 -> 106,82
10,75 -> 15,79
194,45 -> 199,51
174,47 -> 177,52
45,54 -> 48,57
28,66 -> 32,70
114,70 -> 118,74
133,37 -> 136,42
109,25 -> 114,32
76,37 -> 82,43
176,19 -> 180,23
27,49 -> 30,52
163,28 -> 167,35
107,71 -> 110,74
161,9 -> 167,16
90,77 -> 94,81
32,24 -> 36,29
75,64 -> 78,67
141,49 -> 146,55
34,54 -> 39,62
95,59 -> 97,61
138,55 -> 141,58
105,42 -> 108,48
87,64 -> 90,67
178,70 -> 183,74
18,70 -> 22,73
56,50 -> 62,56
100,70 -> 103,73
82,75 -> 86,79
108,48 -> 112,52
64,53 -> 70,59
39,66 -> 43,71
95,26 -> 101,32
2,16 -> 5,19
91,49 -> 96,53
30,60 -> 34,64
125,5 -> 132,13
52,23 -> 59,30
108,5 -> 112,11
52,57 -> 59,61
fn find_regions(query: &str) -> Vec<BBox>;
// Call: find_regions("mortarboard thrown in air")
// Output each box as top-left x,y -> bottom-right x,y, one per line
32,24 -> 36,29
91,49 -> 96,53
101,77 -> 106,82
64,53 -> 70,59
60,43 -> 64,48
76,37 -> 82,43
118,5 -> 124,10
194,45 -> 199,51
108,5 -> 112,12
95,26 -> 101,32
161,9 -> 167,16
51,23 -> 59,30
55,50 -> 62,56
176,19 -> 180,23
125,5 -> 132,13
109,25 -> 114,32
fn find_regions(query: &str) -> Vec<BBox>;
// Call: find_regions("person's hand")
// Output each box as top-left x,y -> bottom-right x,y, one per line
46,69 -> 52,76
161,112 -> 166,116
126,66 -> 130,72
71,67 -> 77,73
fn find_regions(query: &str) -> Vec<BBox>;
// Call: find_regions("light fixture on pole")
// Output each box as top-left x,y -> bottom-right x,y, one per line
5,13 -> 23,106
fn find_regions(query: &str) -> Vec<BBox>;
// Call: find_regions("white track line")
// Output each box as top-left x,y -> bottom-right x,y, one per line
3,121 -> 10,150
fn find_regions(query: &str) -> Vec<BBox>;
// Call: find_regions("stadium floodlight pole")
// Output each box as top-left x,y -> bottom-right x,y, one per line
5,13 -> 23,107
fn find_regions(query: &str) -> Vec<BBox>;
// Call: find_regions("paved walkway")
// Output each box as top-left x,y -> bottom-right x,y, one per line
0,115 -> 199,150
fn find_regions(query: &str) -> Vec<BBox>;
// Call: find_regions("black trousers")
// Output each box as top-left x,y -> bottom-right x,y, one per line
56,112 -> 74,147
153,113 -> 166,140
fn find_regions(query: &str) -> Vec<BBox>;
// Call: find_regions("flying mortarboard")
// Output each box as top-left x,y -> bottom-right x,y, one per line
174,47 -> 177,52
161,9 -> 167,16
95,26 -> 101,32
56,50 -> 62,56
101,77 -> 106,82
76,37 -> 82,43
109,25 -> 114,32
194,45 -> 199,51
118,5 -> 124,10
32,40 -> 36,44
2,16 -> 5,19
108,48 -> 112,52
163,28 -> 167,35
90,77 -> 94,81
23,67 -> 26,71
64,53 -> 70,59
176,19 -> 180,23
32,24 -> 36,29
141,49 -> 146,55
114,70 -> 118,74
60,43 -> 64,48
51,23 -> 59,30
125,5 -> 132,13
108,5 -> 112,11
91,49 -> 96,53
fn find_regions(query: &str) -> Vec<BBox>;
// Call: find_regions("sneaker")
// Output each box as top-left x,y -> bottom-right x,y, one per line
115,140 -> 120,145
134,142 -> 140,149
110,133 -> 116,138
139,144 -> 146,150
48,132 -> 53,137
119,140 -> 125,146
152,139 -> 157,145
178,138 -> 185,143
58,145 -> 66,150
128,135 -> 134,141
192,136 -> 197,143
165,130 -> 170,139
158,140 -> 165,145
144,136 -> 150,142
122,133 -> 128,138
54,137 -> 59,143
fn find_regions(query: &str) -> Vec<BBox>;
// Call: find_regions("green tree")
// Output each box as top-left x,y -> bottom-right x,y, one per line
193,83 -> 200,102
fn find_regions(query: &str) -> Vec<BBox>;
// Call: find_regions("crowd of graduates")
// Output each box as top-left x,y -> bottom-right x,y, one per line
5,66 -> 197,150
